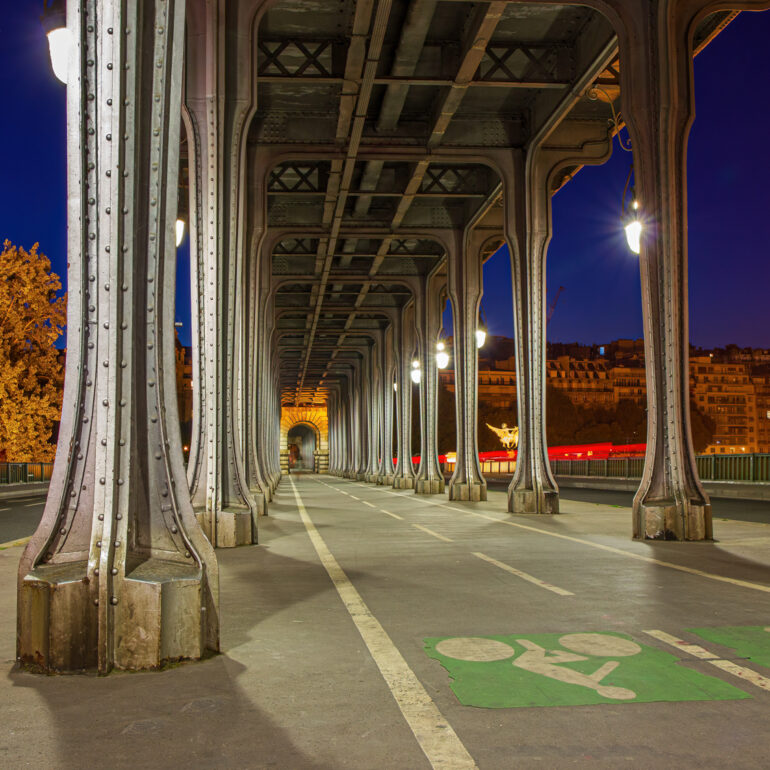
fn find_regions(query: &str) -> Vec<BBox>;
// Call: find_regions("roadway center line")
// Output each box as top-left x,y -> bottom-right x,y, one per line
644,629 -> 770,692
380,509 -> 404,520
0,507 -> 9,512
412,523 -> 453,543
362,501 -> 377,508
24,502 -> 42,508
367,487 -> 770,596
472,552 -> 574,596
289,477 -> 477,770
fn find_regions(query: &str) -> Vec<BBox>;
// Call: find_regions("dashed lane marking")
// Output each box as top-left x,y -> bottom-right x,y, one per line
380,509 -> 404,520
644,629 -> 770,692
362,501 -> 377,508
0,507 -> 9,512
412,523 -> 453,543
289,477 -> 478,770
472,552 -> 574,596
24,502 -> 42,508
368,488 -> 770,596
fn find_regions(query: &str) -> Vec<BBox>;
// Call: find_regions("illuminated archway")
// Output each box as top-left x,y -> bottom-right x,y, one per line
280,407 -> 329,473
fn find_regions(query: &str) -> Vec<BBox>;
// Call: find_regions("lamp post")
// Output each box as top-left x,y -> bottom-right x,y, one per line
410,359 -> 422,385
41,0 -> 72,85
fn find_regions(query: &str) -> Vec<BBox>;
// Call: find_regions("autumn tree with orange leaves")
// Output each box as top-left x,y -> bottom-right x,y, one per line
0,241 -> 66,461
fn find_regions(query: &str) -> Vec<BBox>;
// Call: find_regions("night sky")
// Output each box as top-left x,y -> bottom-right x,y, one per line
1,7 -> 769,350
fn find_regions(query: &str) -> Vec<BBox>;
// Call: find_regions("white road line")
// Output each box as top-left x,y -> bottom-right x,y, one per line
0,536 -> 31,550
412,523 -> 453,543
644,629 -> 770,692
289,477 -> 477,770
380,509 -> 404,521
472,552 -> 574,596
24,502 -> 42,508
362,501 -> 377,508
0,507 -> 9,512
370,492 -> 770,596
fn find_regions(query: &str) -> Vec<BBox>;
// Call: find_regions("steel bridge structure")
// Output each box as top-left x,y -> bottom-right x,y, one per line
17,0 -> 770,673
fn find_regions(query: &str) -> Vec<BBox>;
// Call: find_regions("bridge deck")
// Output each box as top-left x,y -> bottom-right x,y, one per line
2,476 -> 770,768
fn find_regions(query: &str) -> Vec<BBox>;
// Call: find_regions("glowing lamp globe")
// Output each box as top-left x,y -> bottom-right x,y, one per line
176,219 -> 186,247
47,26 -> 74,84
475,328 -> 486,349
436,341 -> 449,370
410,360 -> 422,384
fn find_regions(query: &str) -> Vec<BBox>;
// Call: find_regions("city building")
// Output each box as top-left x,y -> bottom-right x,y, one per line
439,339 -> 770,455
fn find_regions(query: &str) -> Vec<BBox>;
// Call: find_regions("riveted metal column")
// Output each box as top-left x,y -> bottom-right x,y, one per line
365,330 -> 384,482
243,157 -> 272,510
611,0 -> 720,539
377,324 -> 396,484
18,0 -> 219,674
415,270 -> 446,495
505,147 -> 558,515
499,121 -> 613,514
447,230 -> 486,502
185,2 -> 258,547
393,302 -> 416,489
354,352 -> 370,480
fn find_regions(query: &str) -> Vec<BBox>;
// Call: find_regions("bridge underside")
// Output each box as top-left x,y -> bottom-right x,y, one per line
17,0 -> 770,674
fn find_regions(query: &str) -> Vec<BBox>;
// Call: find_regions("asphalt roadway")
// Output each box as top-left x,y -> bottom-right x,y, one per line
4,486 -> 769,546
3,475 -> 770,768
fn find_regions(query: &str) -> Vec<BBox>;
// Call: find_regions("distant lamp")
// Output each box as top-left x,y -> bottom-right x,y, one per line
42,1 -> 72,85
410,359 -> 422,385
475,327 -> 487,349
393,381 -> 398,392
622,165 -> 642,255
175,218 -> 186,247
436,341 -> 449,370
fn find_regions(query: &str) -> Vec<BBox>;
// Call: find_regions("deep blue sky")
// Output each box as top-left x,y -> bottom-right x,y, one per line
1,7 -> 769,349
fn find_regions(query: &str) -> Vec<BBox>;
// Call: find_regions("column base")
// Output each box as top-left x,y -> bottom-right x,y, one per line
376,474 -> 393,485
365,473 -> 379,483
508,488 -> 559,514
634,499 -> 712,541
415,478 -> 445,495
195,507 -> 254,548
251,489 -> 267,516
18,561 -> 96,672
448,481 -> 487,502
355,472 -> 368,481
393,476 -> 415,490
18,558 -> 212,673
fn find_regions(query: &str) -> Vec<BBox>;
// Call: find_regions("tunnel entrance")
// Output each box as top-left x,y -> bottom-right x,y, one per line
287,423 -> 317,472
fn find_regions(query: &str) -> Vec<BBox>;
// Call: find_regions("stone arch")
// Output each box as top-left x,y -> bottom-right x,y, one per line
280,407 -> 329,473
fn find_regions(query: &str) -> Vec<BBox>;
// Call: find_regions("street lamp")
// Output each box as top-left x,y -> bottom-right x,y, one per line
436,341 -> 449,370
42,1 -> 73,85
475,326 -> 486,349
410,359 -> 422,384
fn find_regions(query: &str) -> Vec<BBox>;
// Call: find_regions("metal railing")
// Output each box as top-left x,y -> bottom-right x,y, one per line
551,453 -> 770,483
0,462 -> 54,484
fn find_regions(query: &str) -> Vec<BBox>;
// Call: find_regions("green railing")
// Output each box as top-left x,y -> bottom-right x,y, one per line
0,462 -> 54,484
551,453 -> 770,483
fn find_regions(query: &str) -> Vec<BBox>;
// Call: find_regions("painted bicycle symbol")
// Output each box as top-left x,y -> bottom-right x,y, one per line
435,633 -> 642,700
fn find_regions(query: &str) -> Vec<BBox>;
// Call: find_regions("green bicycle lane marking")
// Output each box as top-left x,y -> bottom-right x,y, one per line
424,631 -> 749,708
688,626 -> 770,669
